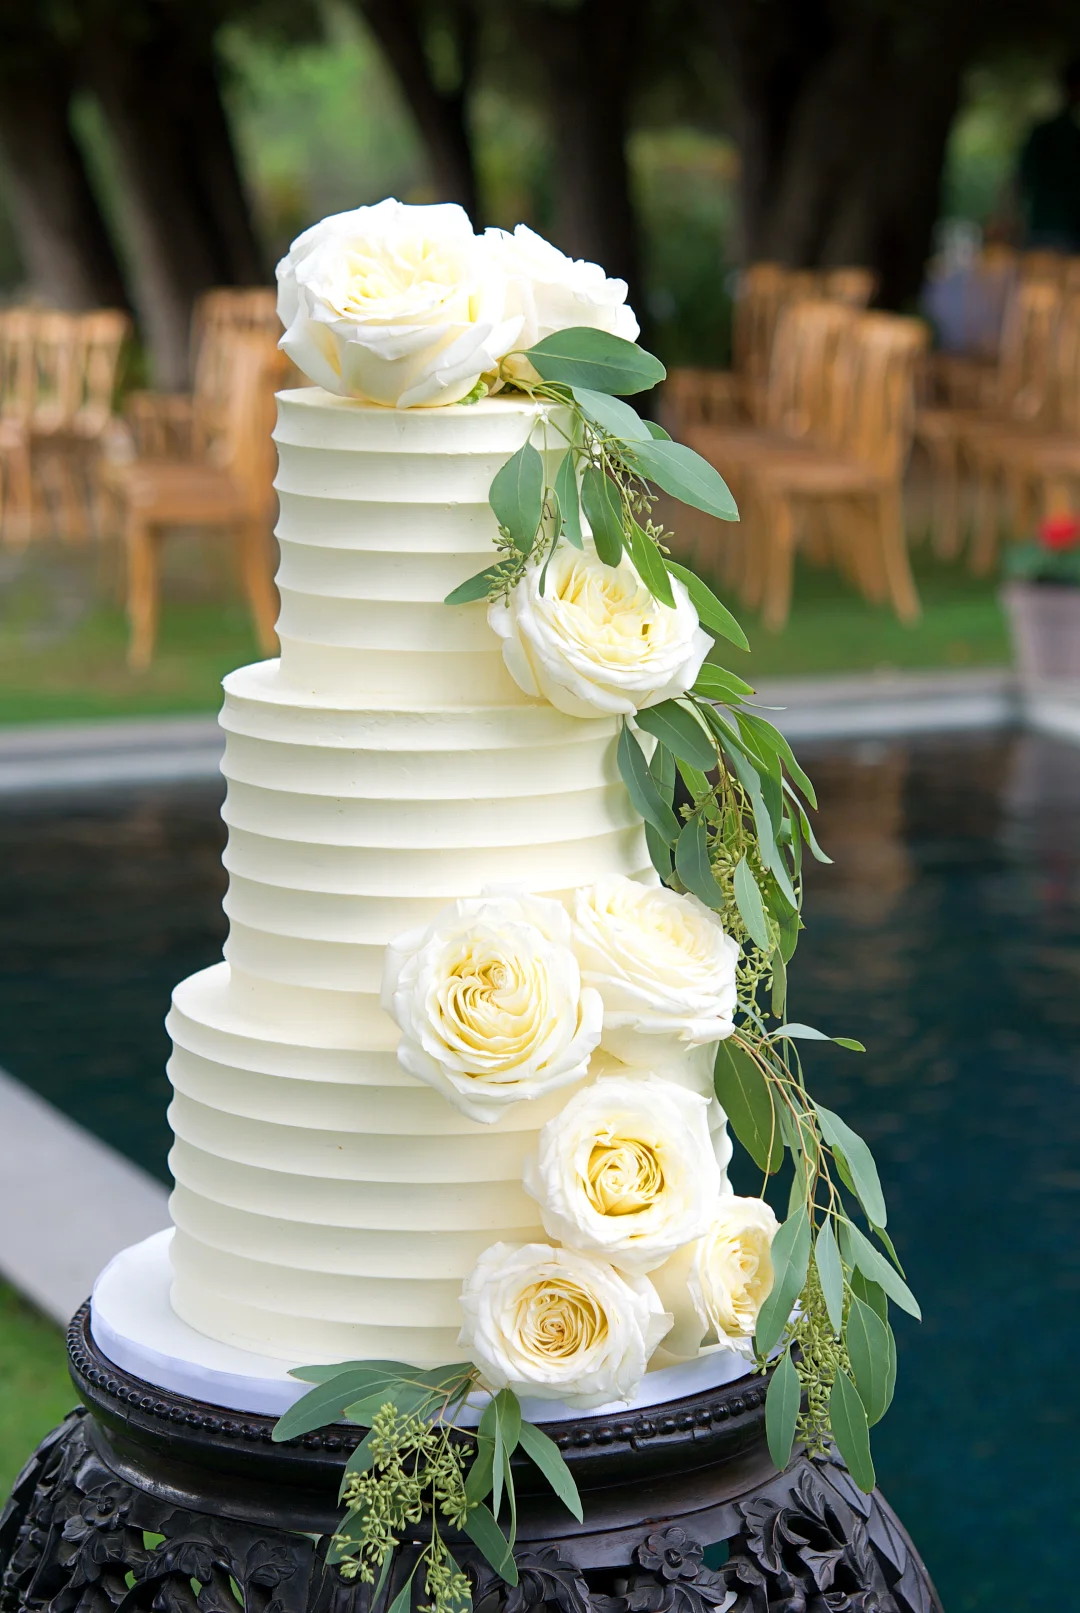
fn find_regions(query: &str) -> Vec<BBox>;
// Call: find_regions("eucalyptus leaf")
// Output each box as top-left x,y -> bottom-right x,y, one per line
846,1296 -> 892,1425
645,821 -> 674,882
463,1502 -> 519,1585
829,1370 -> 876,1493
571,385 -> 651,441
873,1223 -> 906,1274
274,1368 -> 418,1441
465,1435 -> 496,1505
526,327 -> 666,395
627,438 -> 739,521
518,1420 -> 584,1522
884,1320 -> 898,1415
778,909 -> 800,963
815,1220 -> 844,1337
784,783 -> 833,863
646,419 -> 671,439
733,856 -> 771,951
755,1205 -> 811,1356
675,816 -> 726,910
815,1105 -> 887,1229
343,1383 -> 435,1427
676,758 -> 711,801
714,1040 -> 782,1174
627,519 -> 676,606
665,560 -> 749,650
692,665 -> 756,703
765,1349 -> 801,1473
635,699 -> 716,770
771,1024 -> 864,1053
840,1223 -> 921,1320
649,737 -> 676,801
490,440 -> 544,554
553,451 -> 583,549
771,948 -> 787,1019
736,710 -> 818,809
289,1358 -> 421,1385
387,1564 -> 420,1613
617,722 -> 680,841
850,1270 -> 888,1323
444,564 -> 507,606
580,465 -> 625,565
337,1429 -> 377,1502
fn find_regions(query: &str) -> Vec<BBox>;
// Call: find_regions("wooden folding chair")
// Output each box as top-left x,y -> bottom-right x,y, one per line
741,312 -> 927,631
0,308 -> 34,546
106,329 -> 282,670
915,278 -> 1061,564
822,267 -> 878,308
991,290 -> 1080,537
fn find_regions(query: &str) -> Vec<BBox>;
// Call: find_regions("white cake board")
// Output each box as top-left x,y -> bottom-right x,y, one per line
91,1231 -> 759,1424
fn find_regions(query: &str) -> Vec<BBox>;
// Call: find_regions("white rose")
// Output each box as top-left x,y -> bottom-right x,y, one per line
522,1074 -> 724,1271
276,198 -> 523,408
572,876 -> 740,1072
488,541 -> 711,718
381,892 -> 602,1124
652,1196 -> 779,1359
459,1241 -> 671,1409
481,224 -> 639,385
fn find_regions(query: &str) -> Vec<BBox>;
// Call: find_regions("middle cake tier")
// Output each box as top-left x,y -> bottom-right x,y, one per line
166,660 -> 653,1365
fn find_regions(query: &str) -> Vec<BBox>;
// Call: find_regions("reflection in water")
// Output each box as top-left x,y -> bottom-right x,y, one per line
0,735 -> 1077,1612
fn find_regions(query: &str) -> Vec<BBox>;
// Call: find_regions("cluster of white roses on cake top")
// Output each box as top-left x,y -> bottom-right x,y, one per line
276,197 -> 637,410
382,875 -> 778,1408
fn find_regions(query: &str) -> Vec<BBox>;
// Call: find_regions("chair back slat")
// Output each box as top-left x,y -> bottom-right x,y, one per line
72,310 -> 131,436
996,279 -> 1061,423
822,266 -> 878,307
836,312 -> 927,479
763,300 -> 857,446
199,329 -> 281,515
0,308 -> 35,421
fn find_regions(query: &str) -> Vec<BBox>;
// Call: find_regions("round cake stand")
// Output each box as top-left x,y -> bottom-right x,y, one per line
0,1304 -> 941,1613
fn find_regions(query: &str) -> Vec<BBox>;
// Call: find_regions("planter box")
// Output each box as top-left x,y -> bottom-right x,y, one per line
1001,580 -> 1080,680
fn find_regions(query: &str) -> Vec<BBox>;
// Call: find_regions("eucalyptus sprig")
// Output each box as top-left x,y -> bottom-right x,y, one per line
442,325 -> 919,1495
272,1365 -> 581,1612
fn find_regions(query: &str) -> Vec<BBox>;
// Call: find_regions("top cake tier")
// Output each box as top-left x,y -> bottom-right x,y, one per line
273,389 -> 561,707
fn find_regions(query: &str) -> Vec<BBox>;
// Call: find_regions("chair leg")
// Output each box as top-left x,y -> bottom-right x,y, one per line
237,518 -> 279,655
125,516 -> 161,672
761,493 -> 798,633
876,487 -> 921,624
969,462 -> 1002,576
1,442 -> 33,548
838,498 -> 888,605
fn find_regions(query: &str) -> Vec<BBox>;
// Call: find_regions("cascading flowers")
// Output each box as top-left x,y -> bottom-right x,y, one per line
273,201 -> 917,1613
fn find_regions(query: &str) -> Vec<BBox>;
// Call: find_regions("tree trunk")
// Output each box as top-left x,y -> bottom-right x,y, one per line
514,0 -> 644,314
355,0 -> 479,220
0,30 -> 127,309
82,9 -> 264,388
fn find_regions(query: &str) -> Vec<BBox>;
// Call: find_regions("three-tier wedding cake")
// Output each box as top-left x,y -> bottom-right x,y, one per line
92,199 -> 779,1418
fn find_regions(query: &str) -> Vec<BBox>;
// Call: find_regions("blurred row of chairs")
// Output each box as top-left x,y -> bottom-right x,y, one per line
0,289 -> 286,668
666,293 -> 925,631
917,264 -> 1080,574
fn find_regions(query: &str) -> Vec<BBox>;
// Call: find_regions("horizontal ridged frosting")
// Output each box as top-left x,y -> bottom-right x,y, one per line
166,390 -> 651,1366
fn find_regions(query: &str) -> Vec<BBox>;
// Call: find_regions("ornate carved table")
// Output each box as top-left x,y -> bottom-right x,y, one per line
0,1303 -> 941,1613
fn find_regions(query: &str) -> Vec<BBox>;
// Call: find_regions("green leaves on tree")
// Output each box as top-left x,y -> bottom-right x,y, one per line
627,437 -> 739,521
714,1040 -> 782,1174
524,326 -> 666,394
829,1369 -> 876,1493
489,439 -> 544,554
580,464 -> 625,564
765,1348 -> 802,1473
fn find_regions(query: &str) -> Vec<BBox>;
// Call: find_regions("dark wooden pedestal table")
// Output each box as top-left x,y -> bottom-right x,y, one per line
0,1304 -> 941,1613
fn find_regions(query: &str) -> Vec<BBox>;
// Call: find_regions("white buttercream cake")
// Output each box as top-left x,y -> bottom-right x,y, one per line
164,390 -> 654,1366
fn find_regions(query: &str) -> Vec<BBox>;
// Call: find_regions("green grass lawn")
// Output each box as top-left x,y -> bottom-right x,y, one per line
0,1284 -> 76,1498
0,549 -> 1010,728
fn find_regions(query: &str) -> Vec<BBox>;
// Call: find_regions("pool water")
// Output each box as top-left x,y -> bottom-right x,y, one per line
1,731 -> 1078,1611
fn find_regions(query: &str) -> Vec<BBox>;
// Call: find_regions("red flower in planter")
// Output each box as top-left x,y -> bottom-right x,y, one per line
1038,514 -> 1080,551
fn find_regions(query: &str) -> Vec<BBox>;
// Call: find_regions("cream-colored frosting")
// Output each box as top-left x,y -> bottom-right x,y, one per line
167,390 -> 651,1365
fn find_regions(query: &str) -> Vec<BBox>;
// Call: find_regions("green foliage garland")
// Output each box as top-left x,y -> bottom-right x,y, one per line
274,326 -> 918,1610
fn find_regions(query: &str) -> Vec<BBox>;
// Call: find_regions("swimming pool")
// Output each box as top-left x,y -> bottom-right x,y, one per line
1,729 -> 1077,1612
